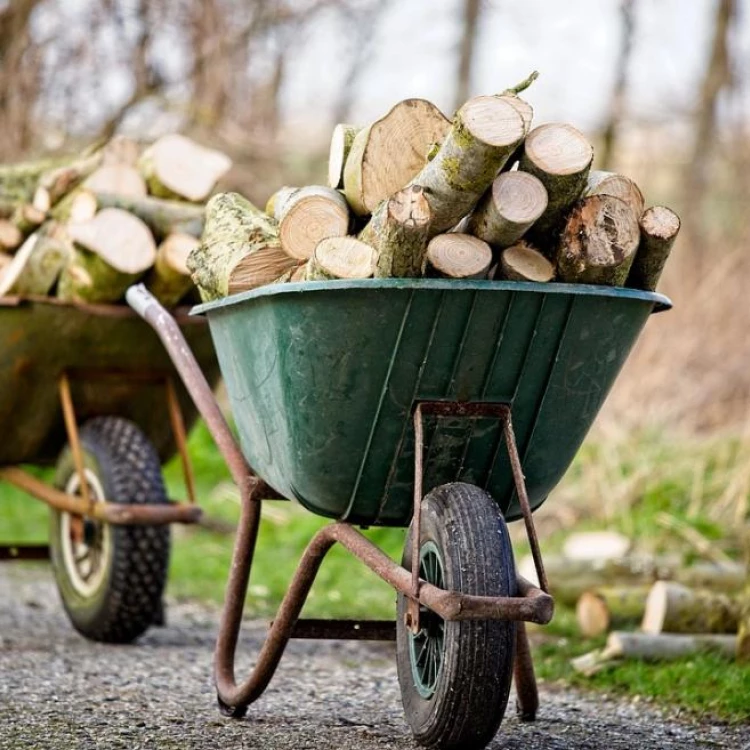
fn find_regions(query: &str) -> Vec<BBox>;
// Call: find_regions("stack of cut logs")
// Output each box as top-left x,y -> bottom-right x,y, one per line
0,134 -> 231,305
189,73 -> 680,301
519,532 -> 750,674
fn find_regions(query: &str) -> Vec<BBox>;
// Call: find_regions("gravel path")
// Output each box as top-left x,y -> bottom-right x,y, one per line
1,566 -> 748,750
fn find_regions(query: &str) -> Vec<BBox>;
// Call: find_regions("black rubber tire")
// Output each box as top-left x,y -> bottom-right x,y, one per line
396,482 -> 517,750
50,417 -> 171,644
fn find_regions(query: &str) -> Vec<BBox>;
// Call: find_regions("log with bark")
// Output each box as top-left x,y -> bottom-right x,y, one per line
12,204 -> 45,235
272,186 -> 350,261
519,123 -> 593,250
187,192 -> 297,300
585,170 -> 644,218
306,236 -> 376,280
641,581 -> 742,635
57,209 -> 157,303
139,134 -> 232,202
327,124 -> 361,190
33,151 -> 103,210
626,206 -> 681,292
0,154 -> 90,206
83,164 -> 147,197
497,241 -> 554,282
145,233 -> 200,306
466,171 -> 548,249
556,195 -> 640,285
425,233 -> 493,279
0,219 -> 22,251
576,586 -> 650,637
572,631 -> 737,676
50,189 -> 98,224
343,99 -> 451,216
358,185 -> 431,277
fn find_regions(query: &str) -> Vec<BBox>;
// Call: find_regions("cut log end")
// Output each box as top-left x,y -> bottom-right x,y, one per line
523,123 -> 593,176
84,164 -> 147,198
577,592 -> 611,637
499,242 -> 554,282
461,95 -> 526,148
496,94 -> 533,133
586,171 -> 645,217
389,184 -> 431,228
641,205 -> 681,240
426,233 -> 492,279
327,124 -> 360,190
307,237 -> 375,280
0,220 -> 23,251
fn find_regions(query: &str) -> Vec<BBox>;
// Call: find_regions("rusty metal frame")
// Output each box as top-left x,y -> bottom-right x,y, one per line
125,284 -> 552,720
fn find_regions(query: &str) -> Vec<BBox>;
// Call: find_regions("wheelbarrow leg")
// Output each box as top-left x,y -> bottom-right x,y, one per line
513,622 -> 538,722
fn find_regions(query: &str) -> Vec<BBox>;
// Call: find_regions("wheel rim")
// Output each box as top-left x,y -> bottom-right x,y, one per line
408,541 -> 446,699
60,469 -> 111,597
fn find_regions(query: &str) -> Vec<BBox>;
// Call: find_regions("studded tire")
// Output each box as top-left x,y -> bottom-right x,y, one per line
50,417 -> 170,644
396,482 -> 517,750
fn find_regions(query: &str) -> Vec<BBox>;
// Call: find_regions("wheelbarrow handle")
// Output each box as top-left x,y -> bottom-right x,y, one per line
125,284 -> 255,492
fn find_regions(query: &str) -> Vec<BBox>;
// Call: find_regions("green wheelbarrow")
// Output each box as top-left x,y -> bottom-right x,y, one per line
128,278 -> 670,750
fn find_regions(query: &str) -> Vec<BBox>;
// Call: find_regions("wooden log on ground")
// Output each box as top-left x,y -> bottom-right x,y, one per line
306,237 -> 375,280
585,170 -> 644,217
572,632 -> 737,676
498,241 -> 554,282
138,134 -> 232,202
410,96 -> 525,235
12,204 -> 45,235
1,222 -> 72,296
626,206 -> 681,292
519,123 -> 593,250
50,189 -> 98,224
92,192 -> 204,239
425,233 -> 493,279
556,195 -> 639,285
327,124 -> 361,190
576,586 -> 650,637
0,220 -> 23,251
145,233 -> 199,306
358,185 -> 431,277
343,99 -> 450,216
273,186 -> 350,261
642,581 -> 742,635
57,209 -> 156,303
83,164 -> 147,197
187,192 -> 298,300
467,171 -> 548,248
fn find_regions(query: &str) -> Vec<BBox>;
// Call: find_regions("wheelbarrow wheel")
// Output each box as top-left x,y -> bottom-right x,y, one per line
396,482 -> 517,750
49,416 -> 170,644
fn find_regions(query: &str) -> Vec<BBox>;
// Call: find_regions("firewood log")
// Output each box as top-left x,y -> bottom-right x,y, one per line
327,124 -> 362,190
92,192 -> 204,239
576,586 -> 650,637
585,170 -> 644,217
519,123 -> 593,250
57,208 -> 156,303
425,233 -> 493,279
343,99 -> 450,216
100,135 -> 140,167
0,222 -> 72,297
265,186 -> 297,218
83,164 -> 147,197
32,151 -> 103,211
411,96 -> 526,235
273,186 -> 350,261
556,195 -> 639,285
626,206 -> 681,292
290,264 -> 307,282
138,134 -> 232,202
467,171 -> 548,248
496,71 -> 538,134
306,237 -> 376,280
187,192 -> 297,300
498,241 -> 554,282
642,581 -> 742,635
358,185 -> 431,277
145,233 -> 199,306
12,204 -> 45,235
0,220 -> 22,252
50,189 -> 98,224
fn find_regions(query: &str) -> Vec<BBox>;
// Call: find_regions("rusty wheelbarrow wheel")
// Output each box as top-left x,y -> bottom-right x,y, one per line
396,482 -> 517,750
49,417 -> 170,644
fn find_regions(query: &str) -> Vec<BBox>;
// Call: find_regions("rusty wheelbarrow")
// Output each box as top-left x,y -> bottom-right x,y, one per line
126,277 -> 670,750
0,294 -> 219,643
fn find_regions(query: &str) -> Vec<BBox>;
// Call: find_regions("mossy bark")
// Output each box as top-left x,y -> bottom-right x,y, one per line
12,204 -> 45,236
626,206 -> 681,292
576,586 -> 650,637
50,188 -> 97,223
556,195 -> 639,286
93,192 -> 204,239
144,234 -> 198,307
409,96 -> 525,235
5,223 -> 72,296
57,246 -> 143,303
0,155 -> 77,205
358,185 -> 431,277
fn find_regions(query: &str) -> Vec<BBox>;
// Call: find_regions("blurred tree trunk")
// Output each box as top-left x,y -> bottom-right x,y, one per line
455,0 -> 482,110
600,0 -> 636,170
684,0 -> 736,244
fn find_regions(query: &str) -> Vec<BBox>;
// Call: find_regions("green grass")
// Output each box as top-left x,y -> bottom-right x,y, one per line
2,422 -> 748,722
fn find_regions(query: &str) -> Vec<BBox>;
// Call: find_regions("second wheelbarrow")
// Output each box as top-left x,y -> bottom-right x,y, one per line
128,278 -> 670,750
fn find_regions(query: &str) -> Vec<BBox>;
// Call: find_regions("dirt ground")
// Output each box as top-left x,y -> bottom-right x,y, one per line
1,566 -> 748,750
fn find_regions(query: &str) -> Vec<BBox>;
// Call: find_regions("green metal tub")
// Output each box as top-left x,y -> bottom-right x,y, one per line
196,279 -> 670,527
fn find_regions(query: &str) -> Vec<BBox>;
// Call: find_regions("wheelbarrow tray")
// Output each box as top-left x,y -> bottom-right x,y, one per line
0,295 -> 219,467
195,279 -> 669,526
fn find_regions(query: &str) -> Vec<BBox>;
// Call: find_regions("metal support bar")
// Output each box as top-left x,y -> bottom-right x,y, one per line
165,377 -> 197,505
0,544 -> 49,561
281,619 -> 397,641
513,622 -> 539,722
0,467 -> 202,525
58,372 -> 91,512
